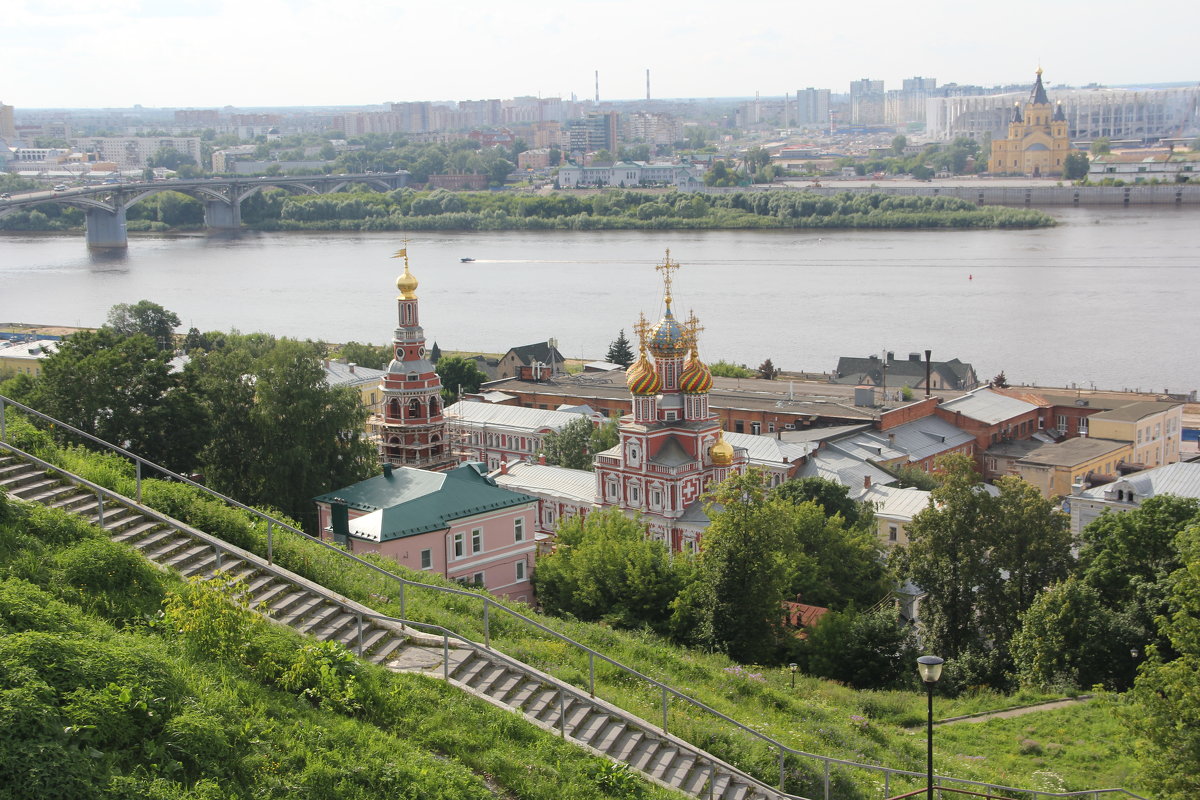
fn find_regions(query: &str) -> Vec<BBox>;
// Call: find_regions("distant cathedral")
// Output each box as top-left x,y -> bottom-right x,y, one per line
988,68 -> 1072,177
593,251 -> 746,553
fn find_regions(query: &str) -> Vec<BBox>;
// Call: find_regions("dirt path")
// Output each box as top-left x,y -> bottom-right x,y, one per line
933,695 -> 1093,727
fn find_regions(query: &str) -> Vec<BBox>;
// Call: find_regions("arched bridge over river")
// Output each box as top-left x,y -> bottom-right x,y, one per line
0,172 -> 410,248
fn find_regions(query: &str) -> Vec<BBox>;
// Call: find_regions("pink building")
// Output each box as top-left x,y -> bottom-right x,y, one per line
315,462 -> 539,603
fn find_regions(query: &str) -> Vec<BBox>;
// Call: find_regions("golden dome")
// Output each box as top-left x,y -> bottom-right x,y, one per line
396,262 -> 418,299
626,349 -> 662,395
711,432 -> 734,466
679,348 -> 713,394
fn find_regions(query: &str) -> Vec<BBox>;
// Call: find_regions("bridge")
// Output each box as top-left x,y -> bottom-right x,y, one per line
0,172 -> 410,248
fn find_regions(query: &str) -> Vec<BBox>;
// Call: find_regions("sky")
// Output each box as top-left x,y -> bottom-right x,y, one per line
5,0 -> 1198,110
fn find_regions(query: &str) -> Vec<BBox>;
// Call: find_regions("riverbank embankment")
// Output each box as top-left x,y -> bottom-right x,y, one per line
768,181 -> 1200,206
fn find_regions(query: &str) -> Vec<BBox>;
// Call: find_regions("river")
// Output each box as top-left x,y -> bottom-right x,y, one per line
2,206 -> 1198,395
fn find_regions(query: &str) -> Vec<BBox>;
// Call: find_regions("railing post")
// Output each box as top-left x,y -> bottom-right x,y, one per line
662,685 -> 669,733
884,770 -> 890,799
709,761 -> 715,800
135,459 -> 142,503
559,689 -> 566,737
1,397 -> 6,441
589,651 -> 595,697
267,519 -> 273,565
442,634 -> 449,680
400,581 -> 406,624
779,746 -> 786,791
95,490 -> 104,527
214,545 -> 222,572
823,759 -> 830,800
357,613 -> 363,656
483,598 -> 491,649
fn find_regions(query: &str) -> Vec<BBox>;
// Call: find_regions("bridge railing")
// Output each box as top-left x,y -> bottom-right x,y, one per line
0,393 -> 1151,800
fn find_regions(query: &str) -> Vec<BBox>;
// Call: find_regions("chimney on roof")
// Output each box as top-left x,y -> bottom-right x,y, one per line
349,362 -> 356,374
924,350 -> 932,398
863,475 -> 872,490
323,358 -> 330,368
538,453 -> 546,465
382,463 -> 393,477
888,433 -> 896,446
500,456 -> 508,475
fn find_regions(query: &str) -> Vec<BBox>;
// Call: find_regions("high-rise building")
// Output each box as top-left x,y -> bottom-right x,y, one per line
849,78 -> 885,125
796,88 -> 831,126
376,249 -> 457,472
0,101 -> 15,140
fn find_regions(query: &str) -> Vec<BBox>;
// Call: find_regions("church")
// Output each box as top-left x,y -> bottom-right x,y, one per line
591,251 -> 747,553
988,68 -> 1073,176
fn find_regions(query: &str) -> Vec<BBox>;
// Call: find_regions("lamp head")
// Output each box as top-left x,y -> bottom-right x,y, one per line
917,655 -> 944,684
789,662 -> 798,673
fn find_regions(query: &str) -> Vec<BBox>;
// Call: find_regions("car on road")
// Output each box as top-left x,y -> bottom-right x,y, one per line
0,193 -> 11,200
53,184 -> 68,191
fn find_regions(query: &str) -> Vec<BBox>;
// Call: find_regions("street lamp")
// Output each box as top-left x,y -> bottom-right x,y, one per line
917,655 -> 944,800
789,662 -> 797,689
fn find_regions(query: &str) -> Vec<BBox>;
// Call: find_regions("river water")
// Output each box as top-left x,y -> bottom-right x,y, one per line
1,206 -> 1198,394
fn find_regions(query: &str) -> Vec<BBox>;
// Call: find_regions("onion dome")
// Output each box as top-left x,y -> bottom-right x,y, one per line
679,349 -> 713,394
626,350 -> 662,395
396,262 -> 418,299
648,305 -> 688,358
710,432 -> 734,466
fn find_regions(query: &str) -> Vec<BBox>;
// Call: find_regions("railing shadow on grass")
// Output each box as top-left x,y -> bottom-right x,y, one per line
0,394 -> 1152,800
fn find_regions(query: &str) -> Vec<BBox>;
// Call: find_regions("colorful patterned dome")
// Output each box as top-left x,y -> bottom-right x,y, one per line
710,432 -> 734,466
648,305 -> 688,358
626,351 -> 662,395
679,350 -> 713,394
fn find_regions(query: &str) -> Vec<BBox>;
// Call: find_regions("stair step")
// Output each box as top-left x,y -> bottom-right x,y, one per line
19,482 -> 77,504
681,760 -> 713,796
573,711 -> 612,746
610,729 -> 645,762
367,635 -> 406,664
178,551 -> 220,578
165,543 -> 213,570
646,746 -> 682,781
660,751 -> 696,787
266,589 -> 311,617
532,689 -> 564,722
0,467 -> 40,489
249,581 -> 291,609
334,619 -> 365,647
563,701 -> 592,731
506,679 -> 541,708
8,476 -> 59,496
143,535 -> 195,562
591,719 -> 626,753
630,739 -> 664,771
473,664 -> 511,693
453,656 -> 490,685
357,627 -> 390,656
121,521 -> 169,545
312,611 -> 355,640
278,595 -> 325,626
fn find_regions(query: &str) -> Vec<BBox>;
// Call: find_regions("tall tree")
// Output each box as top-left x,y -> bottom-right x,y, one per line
679,470 -> 796,663
540,416 -> 595,471
532,508 -> 683,633
25,328 -> 206,471
605,330 -> 635,368
105,300 -> 181,351
429,341 -> 442,364
1063,151 -> 1090,180
772,477 -> 864,528
434,355 -> 488,404
757,358 -> 779,380
335,341 -> 391,370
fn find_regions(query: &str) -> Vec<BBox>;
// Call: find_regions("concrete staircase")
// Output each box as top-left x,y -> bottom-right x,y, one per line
0,447 -> 784,800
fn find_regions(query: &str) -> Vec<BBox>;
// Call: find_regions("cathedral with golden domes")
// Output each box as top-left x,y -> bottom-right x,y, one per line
592,251 -> 746,553
988,68 -> 1073,176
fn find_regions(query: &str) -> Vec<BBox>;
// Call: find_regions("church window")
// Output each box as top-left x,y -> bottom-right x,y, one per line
429,397 -> 439,417
389,399 -> 401,419
652,490 -> 662,508
630,484 -> 640,503
409,399 -> 422,418
407,373 -> 419,382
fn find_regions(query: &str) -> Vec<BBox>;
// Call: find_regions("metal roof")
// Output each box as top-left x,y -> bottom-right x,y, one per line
1017,437 -> 1130,467
1079,461 -> 1200,501
1088,400 -> 1181,423
939,388 -> 1038,425
860,485 -> 932,522
445,400 -> 589,433
724,432 -> 815,465
323,360 -> 386,388
796,450 -> 897,495
314,463 -> 536,542
493,462 -> 597,504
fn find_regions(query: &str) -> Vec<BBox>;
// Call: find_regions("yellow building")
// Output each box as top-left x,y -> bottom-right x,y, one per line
988,68 -> 1072,176
1014,437 -> 1133,499
1085,400 -> 1183,469
0,339 -> 58,379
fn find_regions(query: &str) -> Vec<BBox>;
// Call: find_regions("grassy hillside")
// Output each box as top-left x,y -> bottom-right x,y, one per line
1,412 -> 1148,798
0,488 -> 687,800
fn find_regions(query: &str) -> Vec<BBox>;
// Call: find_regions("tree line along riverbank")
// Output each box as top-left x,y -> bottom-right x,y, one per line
0,187 -> 1055,233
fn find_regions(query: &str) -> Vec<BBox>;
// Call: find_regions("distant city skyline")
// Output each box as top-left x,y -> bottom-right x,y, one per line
5,0 -> 1197,109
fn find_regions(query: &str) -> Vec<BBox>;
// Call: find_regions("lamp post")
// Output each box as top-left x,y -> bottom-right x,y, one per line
789,662 -> 797,689
917,655 -> 944,800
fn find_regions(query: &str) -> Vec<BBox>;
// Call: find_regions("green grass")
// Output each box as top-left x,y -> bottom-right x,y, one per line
1,410 -> 1150,798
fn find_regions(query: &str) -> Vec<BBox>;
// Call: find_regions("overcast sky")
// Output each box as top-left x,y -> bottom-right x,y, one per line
6,0 -> 1197,109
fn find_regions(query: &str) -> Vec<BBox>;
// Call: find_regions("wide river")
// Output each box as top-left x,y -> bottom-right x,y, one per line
2,205 -> 1198,395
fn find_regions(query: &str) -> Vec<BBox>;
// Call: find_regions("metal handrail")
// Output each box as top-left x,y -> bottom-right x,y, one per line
0,394 -> 1150,800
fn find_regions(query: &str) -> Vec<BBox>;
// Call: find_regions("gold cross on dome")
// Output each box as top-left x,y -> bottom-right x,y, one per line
633,312 -> 651,351
655,249 -> 680,304
684,309 -> 704,352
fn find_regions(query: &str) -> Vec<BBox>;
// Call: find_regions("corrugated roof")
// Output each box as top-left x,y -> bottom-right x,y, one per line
493,462 -> 597,504
724,432 -> 814,464
796,450 -> 896,495
1079,461 -> 1200,501
860,484 -> 932,521
940,388 -> 1038,425
323,360 -> 386,388
445,400 -> 588,432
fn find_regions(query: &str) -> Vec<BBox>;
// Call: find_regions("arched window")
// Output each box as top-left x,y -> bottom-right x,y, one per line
389,398 -> 401,420
429,396 -> 439,417
409,399 -> 421,418
387,437 -> 400,458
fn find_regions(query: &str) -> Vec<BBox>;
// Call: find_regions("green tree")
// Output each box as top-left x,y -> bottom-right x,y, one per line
589,417 -> 620,455
677,470 -> 796,662
336,341 -> 391,370
757,358 -> 778,380
541,416 -> 595,471
429,341 -> 442,364
1063,151 -> 1090,180
24,328 -> 206,471
709,360 -> 752,378
605,329 -> 635,367
895,455 -> 1071,687
147,146 -> 197,171
1090,137 -> 1112,155
891,135 -> 907,156
532,508 -> 683,632
1011,577 -> 1138,690
435,355 -> 488,403
802,606 -> 917,689
1126,522 -> 1200,798
772,477 -> 863,529
105,300 -> 181,351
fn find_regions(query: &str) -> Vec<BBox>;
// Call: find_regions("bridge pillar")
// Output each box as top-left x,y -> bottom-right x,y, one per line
85,207 -> 128,249
204,198 -> 241,230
